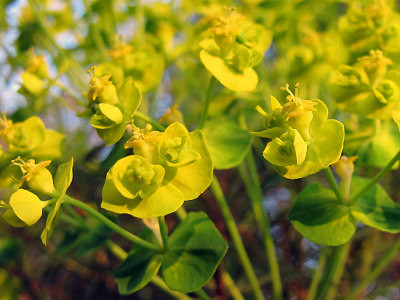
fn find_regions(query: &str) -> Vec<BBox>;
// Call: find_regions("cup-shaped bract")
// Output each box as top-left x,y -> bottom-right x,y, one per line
4,189 -> 47,227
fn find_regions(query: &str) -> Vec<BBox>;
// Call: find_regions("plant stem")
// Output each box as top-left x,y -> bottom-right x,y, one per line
221,270 -> 245,300
105,240 -> 128,260
317,243 -> 351,300
306,247 -> 328,300
350,150 -> 400,205
63,195 -> 162,252
198,76 -> 217,130
134,111 -> 166,131
211,177 -> 265,300
345,237 -> 400,300
158,216 -> 169,252
193,288 -> 212,300
324,167 -> 346,204
238,154 -> 283,300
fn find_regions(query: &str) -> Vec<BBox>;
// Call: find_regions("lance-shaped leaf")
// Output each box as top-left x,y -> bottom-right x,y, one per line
41,158 -> 74,246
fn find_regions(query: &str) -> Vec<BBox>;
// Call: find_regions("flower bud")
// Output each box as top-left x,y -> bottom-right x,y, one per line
334,156 -> 358,200
87,66 -> 119,105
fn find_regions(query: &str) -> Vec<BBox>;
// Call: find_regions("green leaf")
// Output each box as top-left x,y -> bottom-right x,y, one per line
54,158 -> 74,194
56,215 -> 115,256
41,195 -> 63,246
114,229 -> 162,295
162,212 -> 228,293
203,119 -> 252,169
288,183 -> 356,246
351,121 -> 400,168
350,177 -> 400,233
200,50 -> 258,91
41,158 -> 74,246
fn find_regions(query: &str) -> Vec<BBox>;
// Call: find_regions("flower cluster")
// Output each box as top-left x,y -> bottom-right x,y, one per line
339,0 -> 400,61
254,84 -> 344,179
79,66 -> 141,145
102,122 -> 213,218
199,7 -> 272,91
330,50 -> 400,119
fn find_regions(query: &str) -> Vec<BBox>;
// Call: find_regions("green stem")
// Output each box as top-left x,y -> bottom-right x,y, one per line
238,155 -> 283,300
306,247 -> 328,300
211,177 -> 265,300
58,212 -> 87,229
63,195 -> 162,252
317,243 -> 351,300
198,76 -> 217,130
324,167 -> 346,204
345,238 -> 400,300
350,150 -> 400,205
134,111 -> 166,131
193,289 -> 212,300
158,216 -> 169,252
176,207 -> 187,220
222,270 -> 245,300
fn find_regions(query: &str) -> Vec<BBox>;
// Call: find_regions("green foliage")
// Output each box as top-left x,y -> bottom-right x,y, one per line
115,212 -> 227,294
289,176 -> 400,245
288,183 -> 356,246
203,118 -> 252,169
41,158 -> 74,246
